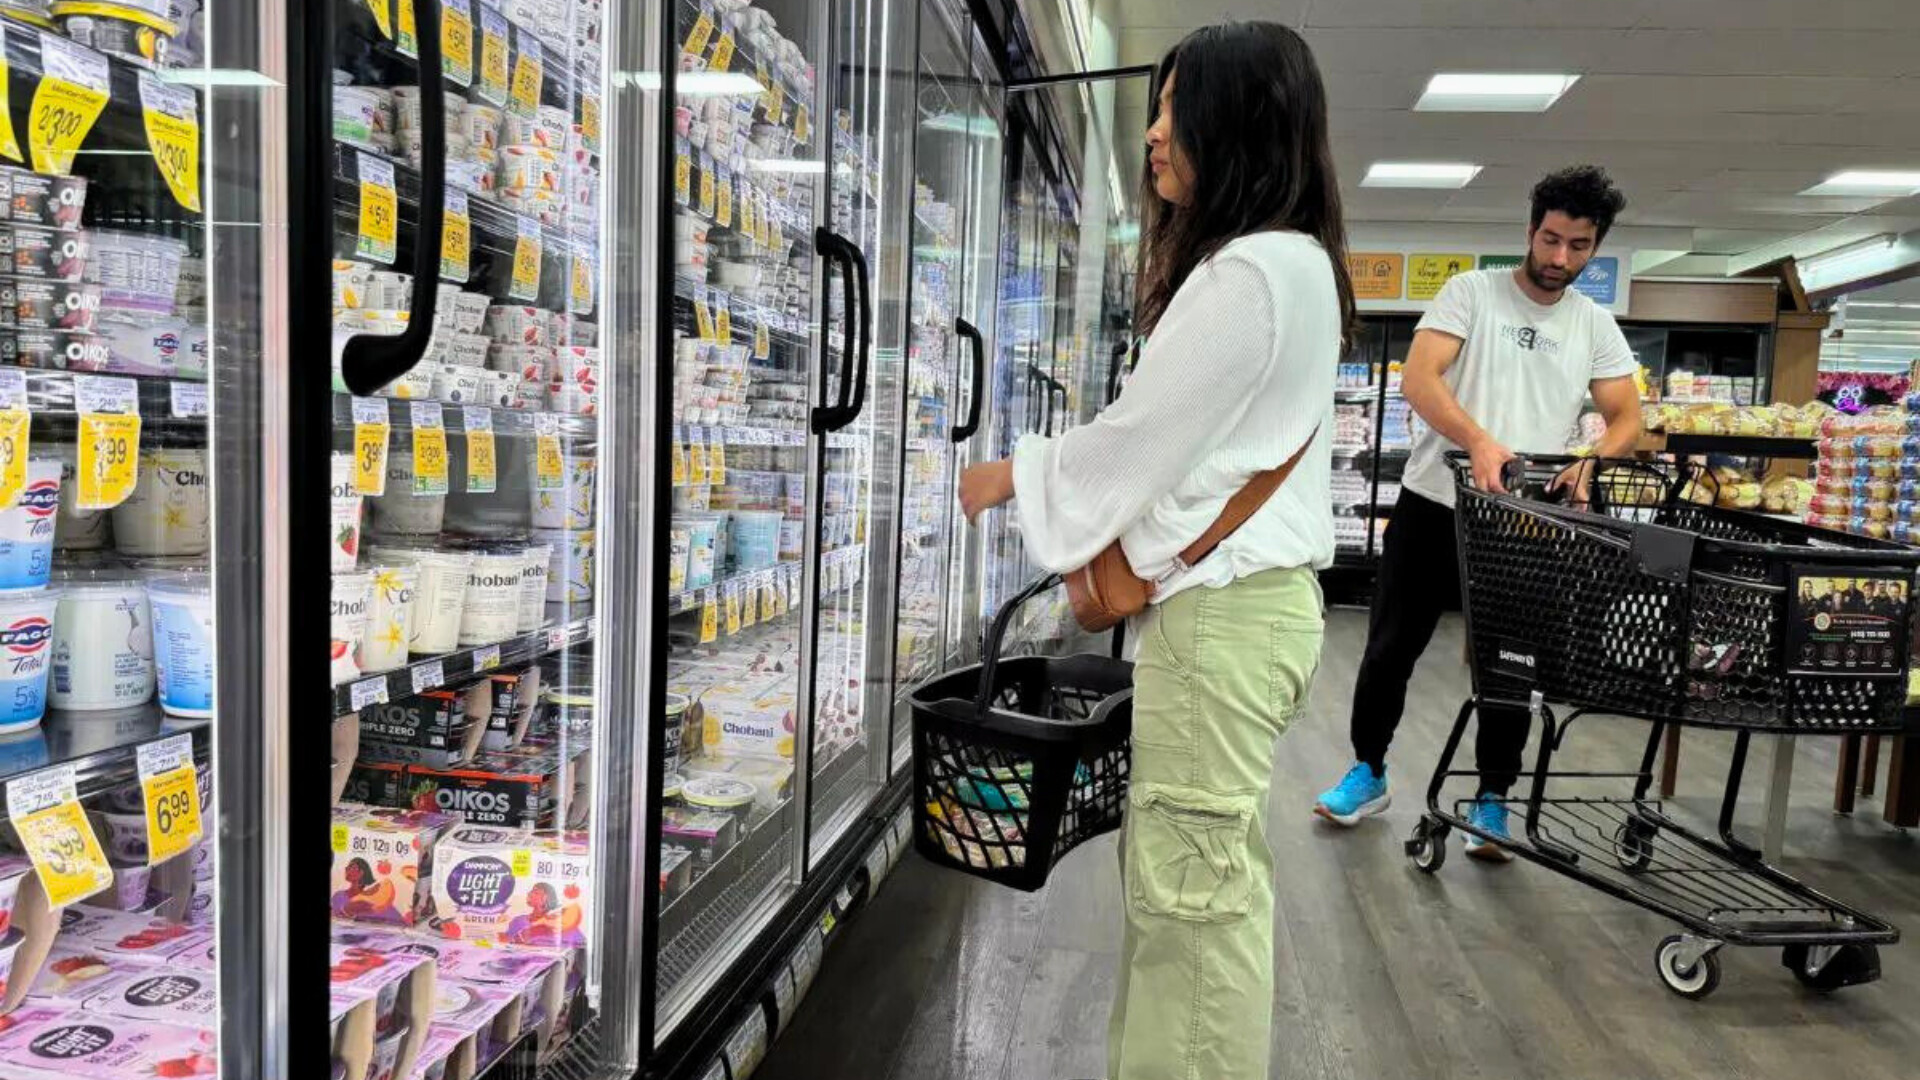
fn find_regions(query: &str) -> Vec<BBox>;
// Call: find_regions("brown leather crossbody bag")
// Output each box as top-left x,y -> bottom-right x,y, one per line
1064,428 -> 1317,632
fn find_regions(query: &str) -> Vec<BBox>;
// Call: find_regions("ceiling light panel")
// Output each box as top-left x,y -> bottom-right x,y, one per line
1801,171 -> 1920,196
1414,73 -> 1579,112
1362,162 -> 1482,189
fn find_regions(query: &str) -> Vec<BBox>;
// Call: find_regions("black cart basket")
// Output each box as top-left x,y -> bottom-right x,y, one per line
1407,452 -> 1920,1000
907,575 -> 1132,891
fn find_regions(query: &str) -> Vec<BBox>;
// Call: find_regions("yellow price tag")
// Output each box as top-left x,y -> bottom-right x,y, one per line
699,590 -> 718,644
762,576 -> 780,619
708,434 -> 726,486
698,162 -> 715,217
410,403 -> 449,496
509,848 -> 533,878
479,6 -> 510,104
754,320 -> 769,361
351,396 -> 391,497
395,0 -> 417,55
794,103 -> 809,143
670,427 -> 689,485
463,406 -> 497,494
357,152 -> 397,264
724,586 -> 741,636
0,406 -> 30,508
768,83 -> 785,124
710,31 -> 736,73
510,217 -> 542,301
739,182 -> 756,242
571,252 -> 593,313
510,37 -> 544,118
9,766 -> 113,908
442,0 -> 474,83
137,72 -> 200,212
30,34 -> 110,177
75,411 -> 139,512
441,190 -> 471,281
687,430 -> 709,485
0,37 -> 20,163
533,414 -> 563,491
580,92 -> 602,152
715,305 -> 731,342
137,736 -> 201,866
715,171 -> 733,227
332,823 -> 351,852
683,9 -> 715,56
742,577 -> 758,628
693,295 -> 715,341
674,150 -> 692,205
366,0 -> 392,38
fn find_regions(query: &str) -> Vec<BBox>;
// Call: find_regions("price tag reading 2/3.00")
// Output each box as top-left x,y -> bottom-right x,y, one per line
0,369 -> 30,509
441,189 -> 471,282
136,734 -> 202,867
533,413 -> 564,491
463,406 -> 496,493
410,401 -> 449,496
8,764 -> 113,907
358,152 -> 398,265
31,33 -> 110,177
137,71 -> 201,212
477,3 -> 510,105
352,396 -> 392,496
509,215 -> 542,301
74,374 -> 140,512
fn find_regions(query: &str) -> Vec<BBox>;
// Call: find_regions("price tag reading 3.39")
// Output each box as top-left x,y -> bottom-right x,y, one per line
8,764 -> 112,907
30,34 -> 110,177
0,369 -> 30,508
357,151 -> 398,264
410,401 -> 449,496
74,375 -> 140,511
137,72 -> 201,212
533,413 -> 564,491
137,734 -> 201,867
352,396 -> 392,496
463,406 -> 496,493
509,215 -> 542,301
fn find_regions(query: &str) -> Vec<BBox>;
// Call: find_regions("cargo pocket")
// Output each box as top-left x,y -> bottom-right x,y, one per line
1126,783 -> 1256,922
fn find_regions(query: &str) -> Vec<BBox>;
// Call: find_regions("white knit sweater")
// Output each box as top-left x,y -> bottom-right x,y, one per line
1010,230 -> 1337,603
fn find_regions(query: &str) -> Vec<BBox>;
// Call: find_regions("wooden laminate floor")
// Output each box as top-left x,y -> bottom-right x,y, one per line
759,611 -> 1920,1080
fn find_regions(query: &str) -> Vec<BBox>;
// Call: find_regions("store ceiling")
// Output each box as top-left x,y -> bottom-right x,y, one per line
1106,0 -> 1920,273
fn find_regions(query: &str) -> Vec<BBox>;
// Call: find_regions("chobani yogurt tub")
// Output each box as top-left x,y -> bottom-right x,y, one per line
368,545 -> 470,655
331,451 -> 363,571
683,775 -> 757,832
531,451 -> 595,530
147,573 -> 213,717
533,527 -> 593,602
357,564 -> 419,674
111,444 -> 210,556
49,570 -> 154,711
331,571 -> 373,684
0,459 -> 61,591
516,544 -> 552,632
0,588 -> 57,730
458,551 -> 524,647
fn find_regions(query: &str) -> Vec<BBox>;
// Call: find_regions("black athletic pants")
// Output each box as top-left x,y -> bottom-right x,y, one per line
1349,489 -> 1529,795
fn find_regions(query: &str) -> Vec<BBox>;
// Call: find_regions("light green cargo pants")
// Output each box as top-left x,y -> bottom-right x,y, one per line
1107,565 -> 1324,1080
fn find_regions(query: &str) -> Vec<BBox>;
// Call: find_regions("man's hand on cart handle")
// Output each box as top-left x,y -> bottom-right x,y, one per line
1468,436 -> 1518,494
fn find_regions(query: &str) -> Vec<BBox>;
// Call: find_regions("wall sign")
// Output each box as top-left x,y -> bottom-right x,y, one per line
1407,254 -> 1476,300
1347,253 -> 1404,300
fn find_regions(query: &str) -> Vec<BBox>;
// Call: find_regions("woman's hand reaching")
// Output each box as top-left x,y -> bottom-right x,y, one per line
959,460 -> 1015,522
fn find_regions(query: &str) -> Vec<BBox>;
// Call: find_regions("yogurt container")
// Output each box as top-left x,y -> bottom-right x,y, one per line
358,564 -> 420,674
55,7 -> 176,69
0,588 -> 57,730
447,291 -> 490,335
432,363 -> 487,405
5,278 -> 102,331
487,343 -> 551,383
517,544 -> 551,632
98,859 -> 155,910
334,86 -> 384,147
331,571 -> 374,685
84,228 -> 186,314
683,775 -> 757,833
369,546 -> 471,654
0,458 -> 61,591
331,452 -> 363,571
533,527 -> 593,602
368,450 -> 447,536
111,445 -> 211,556
461,103 -> 504,151
0,167 -> 87,230
0,861 -> 27,935
664,693 -> 690,777
368,1020 -> 409,1080
0,926 -> 23,999
458,552 -> 525,647
49,571 -> 153,710
94,811 -> 148,864
3,223 -> 89,280
148,573 -> 212,717
484,305 -> 548,346
531,451 -> 595,530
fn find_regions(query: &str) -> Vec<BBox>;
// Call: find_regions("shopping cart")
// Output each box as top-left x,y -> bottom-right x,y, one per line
1408,452 -> 1919,998
907,575 -> 1132,891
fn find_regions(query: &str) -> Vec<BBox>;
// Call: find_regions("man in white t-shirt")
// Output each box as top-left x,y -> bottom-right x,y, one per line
1315,165 -> 1644,860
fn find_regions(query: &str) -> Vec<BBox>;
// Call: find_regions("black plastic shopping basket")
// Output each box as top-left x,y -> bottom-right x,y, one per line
1408,452 -> 1919,999
907,575 -> 1132,891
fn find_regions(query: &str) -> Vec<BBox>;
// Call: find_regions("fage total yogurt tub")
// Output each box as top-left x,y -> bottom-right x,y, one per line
0,459 -> 62,592
0,588 -> 57,731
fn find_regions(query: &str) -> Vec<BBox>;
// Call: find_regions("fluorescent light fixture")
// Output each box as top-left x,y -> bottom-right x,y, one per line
1415,73 -> 1578,112
1844,301 -> 1920,310
160,68 -> 280,87
1802,171 -> 1920,196
1802,233 -> 1898,275
920,113 -> 999,137
748,158 -> 826,174
1362,162 -> 1482,189
677,72 -> 766,96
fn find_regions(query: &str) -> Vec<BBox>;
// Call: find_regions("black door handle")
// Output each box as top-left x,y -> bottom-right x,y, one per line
1106,339 -> 1127,405
951,318 -> 984,442
1024,363 -> 1046,434
340,0 -> 445,397
811,228 -> 858,433
842,238 -> 873,423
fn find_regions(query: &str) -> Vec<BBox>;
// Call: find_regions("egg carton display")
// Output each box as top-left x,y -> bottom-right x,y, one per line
1331,403 -> 1371,451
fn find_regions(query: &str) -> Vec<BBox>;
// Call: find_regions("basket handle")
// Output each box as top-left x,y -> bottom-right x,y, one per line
975,574 -> 1064,716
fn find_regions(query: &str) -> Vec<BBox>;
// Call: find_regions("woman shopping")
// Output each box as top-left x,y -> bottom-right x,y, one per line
957,20 -> 1351,1080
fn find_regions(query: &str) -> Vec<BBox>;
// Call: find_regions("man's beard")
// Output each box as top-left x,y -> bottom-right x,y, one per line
1524,252 -> 1572,294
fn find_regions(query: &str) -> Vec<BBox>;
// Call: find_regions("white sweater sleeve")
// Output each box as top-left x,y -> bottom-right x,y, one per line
1010,253 -> 1289,572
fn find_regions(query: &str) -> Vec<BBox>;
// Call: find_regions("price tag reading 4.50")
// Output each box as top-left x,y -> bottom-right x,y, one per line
136,735 -> 201,867
357,151 -> 398,264
570,252 -> 594,314
8,764 -> 112,907
509,215 -> 542,301
441,189 -> 471,281
351,396 -> 392,496
533,413 -> 564,491
477,3 -> 510,105
410,401 -> 449,496
74,375 -> 139,511
442,0 -> 475,84
137,72 -> 201,212
510,31 -> 543,118
463,406 -> 496,493
31,33 -> 110,176
0,370 -> 30,509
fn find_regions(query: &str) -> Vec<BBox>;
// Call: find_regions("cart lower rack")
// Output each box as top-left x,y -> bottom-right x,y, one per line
1408,454 -> 1916,999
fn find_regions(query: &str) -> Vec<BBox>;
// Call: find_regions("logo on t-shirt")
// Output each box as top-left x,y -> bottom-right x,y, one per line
1499,324 -> 1562,355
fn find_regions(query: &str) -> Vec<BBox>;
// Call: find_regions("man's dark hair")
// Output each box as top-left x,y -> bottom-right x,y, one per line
1529,165 -> 1627,242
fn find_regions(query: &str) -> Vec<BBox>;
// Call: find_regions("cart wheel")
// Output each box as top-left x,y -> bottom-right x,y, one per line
1783,943 -> 1882,992
1613,818 -> 1656,873
1405,817 -> 1448,875
1655,935 -> 1721,1000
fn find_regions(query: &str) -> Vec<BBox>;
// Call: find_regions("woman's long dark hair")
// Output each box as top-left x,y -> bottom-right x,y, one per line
1137,22 -> 1356,345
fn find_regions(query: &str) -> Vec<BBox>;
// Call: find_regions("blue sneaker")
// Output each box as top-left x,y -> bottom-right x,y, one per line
1464,793 -> 1514,863
1314,763 -> 1390,826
